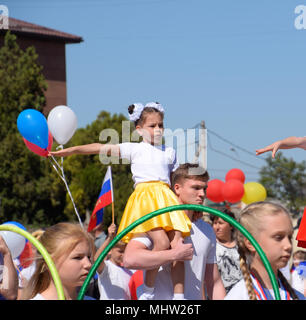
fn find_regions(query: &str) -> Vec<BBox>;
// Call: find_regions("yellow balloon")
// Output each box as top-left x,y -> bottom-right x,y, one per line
241,182 -> 267,205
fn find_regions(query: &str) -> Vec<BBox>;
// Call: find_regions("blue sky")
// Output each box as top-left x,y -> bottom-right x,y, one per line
4,0 -> 306,182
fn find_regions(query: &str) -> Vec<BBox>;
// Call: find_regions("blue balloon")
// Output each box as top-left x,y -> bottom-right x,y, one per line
3,221 -> 26,231
17,109 -> 49,149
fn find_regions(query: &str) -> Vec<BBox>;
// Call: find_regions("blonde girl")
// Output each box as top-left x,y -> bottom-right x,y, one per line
225,201 -> 305,300
21,223 -> 95,300
50,102 -> 191,300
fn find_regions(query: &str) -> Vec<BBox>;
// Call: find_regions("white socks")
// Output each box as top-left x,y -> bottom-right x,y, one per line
137,284 -> 185,300
173,293 -> 185,300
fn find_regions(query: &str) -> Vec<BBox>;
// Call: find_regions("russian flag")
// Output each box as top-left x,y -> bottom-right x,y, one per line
87,166 -> 113,232
297,206 -> 306,249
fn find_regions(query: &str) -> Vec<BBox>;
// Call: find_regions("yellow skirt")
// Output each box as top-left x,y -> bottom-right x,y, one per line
117,181 -> 191,243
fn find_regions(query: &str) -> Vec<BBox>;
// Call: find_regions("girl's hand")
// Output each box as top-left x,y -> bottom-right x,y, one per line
256,141 -> 281,158
0,236 -> 10,256
107,223 -> 117,239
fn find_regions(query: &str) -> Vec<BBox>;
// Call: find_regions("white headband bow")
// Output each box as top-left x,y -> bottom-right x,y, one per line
128,102 -> 164,122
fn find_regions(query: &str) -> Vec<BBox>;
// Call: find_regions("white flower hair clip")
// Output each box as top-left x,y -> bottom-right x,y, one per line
129,103 -> 144,122
145,102 -> 165,114
128,101 -> 165,122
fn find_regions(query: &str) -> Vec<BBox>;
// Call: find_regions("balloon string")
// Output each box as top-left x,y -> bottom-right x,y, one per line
48,156 -> 84,228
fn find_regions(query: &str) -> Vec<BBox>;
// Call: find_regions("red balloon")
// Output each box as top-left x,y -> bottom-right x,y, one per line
225,168 -> 245,184
206,179 -> 225,203
19,241 -> 34,269
223,179 -> 245,203
23,131 -> 53,157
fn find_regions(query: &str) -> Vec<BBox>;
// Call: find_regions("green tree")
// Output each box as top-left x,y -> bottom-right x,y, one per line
59,111 -> 134,230
259,152 -> 306,214
0,31 -> 66,228
0,31 -> 135,229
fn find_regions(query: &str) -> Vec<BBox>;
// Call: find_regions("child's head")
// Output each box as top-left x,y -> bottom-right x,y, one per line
292,250 -> 306,267
128,102 -> 164,145
109,241 -> 126,266
238,201 -> 293,272
22,223 -> 95,299
237,201 -> 298,299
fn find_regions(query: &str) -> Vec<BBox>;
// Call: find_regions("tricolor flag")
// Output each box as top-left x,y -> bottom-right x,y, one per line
87,166 -> 114,232
296,206 -> 306,249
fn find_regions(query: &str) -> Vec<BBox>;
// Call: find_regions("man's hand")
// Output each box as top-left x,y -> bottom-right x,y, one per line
172,238 -> 193,261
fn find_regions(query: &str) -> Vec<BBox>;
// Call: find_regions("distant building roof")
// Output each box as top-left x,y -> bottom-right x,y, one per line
1,17 -> 83,43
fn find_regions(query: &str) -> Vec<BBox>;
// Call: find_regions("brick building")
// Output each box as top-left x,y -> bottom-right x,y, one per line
0,17 -> 83,115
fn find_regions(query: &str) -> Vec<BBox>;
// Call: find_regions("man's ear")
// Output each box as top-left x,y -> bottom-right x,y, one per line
173,183 -> 181,196
244,238 -> 256,254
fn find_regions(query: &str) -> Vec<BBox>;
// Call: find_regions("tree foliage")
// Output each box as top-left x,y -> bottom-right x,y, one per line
0,31 -> 65,228
0,31 -> 134,230
259,152 -> 306,214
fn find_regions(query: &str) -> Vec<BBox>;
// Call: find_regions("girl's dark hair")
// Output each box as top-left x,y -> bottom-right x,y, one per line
128,102 -> 163,126
278,270 -> 299,300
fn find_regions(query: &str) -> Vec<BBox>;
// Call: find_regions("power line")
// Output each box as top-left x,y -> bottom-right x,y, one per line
207,128 -> 265,162
207,134 -> 261,170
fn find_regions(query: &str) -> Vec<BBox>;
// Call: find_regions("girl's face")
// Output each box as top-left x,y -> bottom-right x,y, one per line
110,245 -> 125,266
254,213 -> 293,273
57,239 -> 92,288
213,217 -> 233,242
136,112 -> 164,145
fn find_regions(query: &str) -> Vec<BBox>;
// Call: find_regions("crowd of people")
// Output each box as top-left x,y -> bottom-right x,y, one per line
1,103 -> 306,300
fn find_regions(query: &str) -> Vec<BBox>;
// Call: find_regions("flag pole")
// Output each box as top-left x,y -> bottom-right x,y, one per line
110,166 -> 115,224
112,202 -> 115,224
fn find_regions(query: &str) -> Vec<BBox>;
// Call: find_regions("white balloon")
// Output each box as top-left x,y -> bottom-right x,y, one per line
0,229 -> 26,259
47,105 -> 78,145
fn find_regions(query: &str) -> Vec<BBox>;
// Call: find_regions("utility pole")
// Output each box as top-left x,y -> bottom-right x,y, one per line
194,120 -> 207,170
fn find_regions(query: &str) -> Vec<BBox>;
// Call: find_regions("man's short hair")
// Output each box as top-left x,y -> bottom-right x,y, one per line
171,163 -> 209,187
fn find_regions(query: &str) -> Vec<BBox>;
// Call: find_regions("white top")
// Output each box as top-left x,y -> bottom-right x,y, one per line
291,269 -> 306,295
30,293 -> 45,300
225,277 -> 305,300
132,218 -> 217,300
119,142 -> 179,187
98,260 -> 133,300
30,293 -> 95,300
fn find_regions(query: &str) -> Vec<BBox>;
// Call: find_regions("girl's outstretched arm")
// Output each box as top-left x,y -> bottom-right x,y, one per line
49,143 -> 120,157
256,136 -> 306,158
94,223 -> 117,274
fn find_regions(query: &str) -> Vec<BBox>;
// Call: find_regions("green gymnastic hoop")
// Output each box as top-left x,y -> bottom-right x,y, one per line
0,225 -> 65,300
77,205 -> 281,300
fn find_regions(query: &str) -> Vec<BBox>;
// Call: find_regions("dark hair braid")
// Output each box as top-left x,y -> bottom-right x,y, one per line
278,270 -> 299,300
